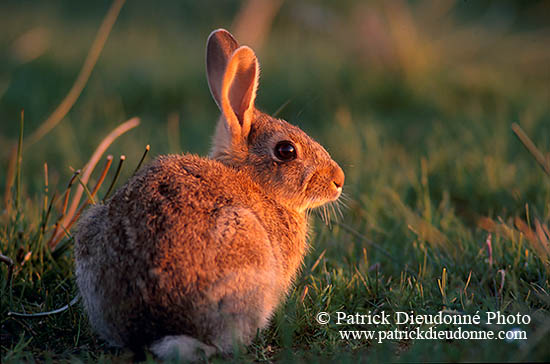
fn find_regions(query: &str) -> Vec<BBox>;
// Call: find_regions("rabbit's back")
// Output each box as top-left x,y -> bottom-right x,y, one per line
75,154 -> 307,348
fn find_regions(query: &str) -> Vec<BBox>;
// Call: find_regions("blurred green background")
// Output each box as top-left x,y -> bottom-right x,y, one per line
1,0 -> 548,203
1,0 -> 549,362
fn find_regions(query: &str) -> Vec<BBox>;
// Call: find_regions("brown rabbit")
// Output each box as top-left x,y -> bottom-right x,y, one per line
74,29 -> 344,361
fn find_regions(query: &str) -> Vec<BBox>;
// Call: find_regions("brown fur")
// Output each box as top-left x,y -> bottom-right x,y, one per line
74,29 -> 344,360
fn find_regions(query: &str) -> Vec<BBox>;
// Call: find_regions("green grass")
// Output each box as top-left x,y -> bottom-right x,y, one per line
1,1 -> 550,362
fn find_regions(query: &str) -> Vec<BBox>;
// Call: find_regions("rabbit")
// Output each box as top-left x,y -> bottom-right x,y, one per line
74,28 -> 345,361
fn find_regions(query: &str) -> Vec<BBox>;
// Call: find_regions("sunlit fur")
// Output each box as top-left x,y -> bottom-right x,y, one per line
74,29 -> 345,362
211,109 -> 344,213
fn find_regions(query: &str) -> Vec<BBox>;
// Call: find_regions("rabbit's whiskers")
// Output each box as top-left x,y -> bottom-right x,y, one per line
312,196 -> 346,227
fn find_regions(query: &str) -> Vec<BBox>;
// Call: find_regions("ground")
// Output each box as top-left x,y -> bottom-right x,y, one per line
1,1 -> 549,362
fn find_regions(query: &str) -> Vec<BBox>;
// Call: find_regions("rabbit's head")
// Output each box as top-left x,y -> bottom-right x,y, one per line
206,29 -> 344,212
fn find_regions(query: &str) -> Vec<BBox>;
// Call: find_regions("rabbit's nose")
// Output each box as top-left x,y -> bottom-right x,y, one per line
332,165 -> 345,190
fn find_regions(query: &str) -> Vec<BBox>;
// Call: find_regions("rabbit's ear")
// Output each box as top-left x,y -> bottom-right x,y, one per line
221,46 -> 259,141
206,29 -> 239,109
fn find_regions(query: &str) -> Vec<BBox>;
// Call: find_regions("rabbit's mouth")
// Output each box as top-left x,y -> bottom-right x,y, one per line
303,181 -> 342,210
327,182 -> 343,201
333,184 -> 343,198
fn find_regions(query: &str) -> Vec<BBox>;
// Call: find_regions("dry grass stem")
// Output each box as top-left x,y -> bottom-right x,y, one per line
309,249 -> 326,273
25,0 -> 126,147
15,110 -> 24,212
512,122 -> 550,176
102,155 -> 126,202
60,170 -> 81,218
132,145 -> 150,176
50,118 -> 139,248
50,156 -> 114,248
46,169 -> 80,248
63,118 -> 139,227
91,156 -> 113,197
515,217 -> 550,264
7,296 -> 79,318
232,0 -> 282,50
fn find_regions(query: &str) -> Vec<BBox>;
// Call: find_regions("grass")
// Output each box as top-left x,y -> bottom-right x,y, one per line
1,0 -> 550,362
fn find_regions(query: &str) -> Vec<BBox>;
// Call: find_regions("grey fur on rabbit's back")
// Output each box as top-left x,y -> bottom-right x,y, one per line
74,29 -> 344,361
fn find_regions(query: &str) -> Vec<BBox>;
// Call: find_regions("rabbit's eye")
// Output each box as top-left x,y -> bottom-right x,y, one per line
274,141 -> 297,161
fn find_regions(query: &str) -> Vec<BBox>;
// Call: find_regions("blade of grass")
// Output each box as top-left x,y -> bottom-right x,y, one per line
3,146 -> 16,212
15,110 -> 24,212
71,167 -> 96,205
43,163 -> 49,214
41,191 -> 57,235
273,99 -> 291,118
335,221 -> 396,262
309,249 -> 326,273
